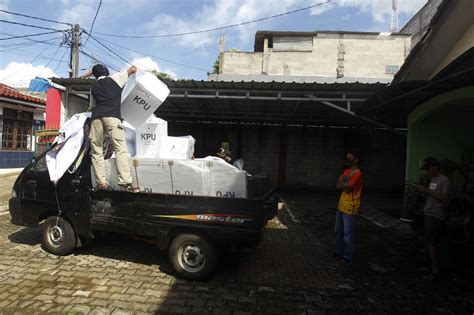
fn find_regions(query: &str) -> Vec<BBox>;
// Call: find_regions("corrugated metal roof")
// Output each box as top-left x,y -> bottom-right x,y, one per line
50,77 -> 393,127
50,77 -> 387,93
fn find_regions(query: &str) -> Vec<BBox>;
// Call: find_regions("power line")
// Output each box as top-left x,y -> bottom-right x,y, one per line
83,0 -> 102,46
79,48 -> 121,72
83,31 -> 130,65
82,42 -> 128,70
0,9 -> 73,26
93,34 -> 210,72
0,44 -> 54,81
40,43 -> 64,72
0,35 -> 63,52
54,47 -> 70,72
0,19 -> 68,32
0,30 -> 65,41
81,45 -> 125,70
0,50 -> 70,65
95,1 -> 331,39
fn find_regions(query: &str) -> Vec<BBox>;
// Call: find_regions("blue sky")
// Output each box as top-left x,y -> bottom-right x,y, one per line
0,0 -> 427,86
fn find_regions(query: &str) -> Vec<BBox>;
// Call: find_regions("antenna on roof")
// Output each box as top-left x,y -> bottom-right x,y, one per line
390,0 -> 398,32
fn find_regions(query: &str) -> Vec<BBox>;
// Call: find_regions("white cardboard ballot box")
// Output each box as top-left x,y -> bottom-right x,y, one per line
135,115 -> 168,158
91,157 -> 247,198
121,70 -> 170,128
155,136 -> 195,160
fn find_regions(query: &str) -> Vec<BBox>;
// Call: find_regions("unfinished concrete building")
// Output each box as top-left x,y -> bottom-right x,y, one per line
209,31 -> 411,83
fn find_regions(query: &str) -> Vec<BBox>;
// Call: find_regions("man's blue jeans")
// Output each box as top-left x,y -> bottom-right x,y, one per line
335,210 -> 356,261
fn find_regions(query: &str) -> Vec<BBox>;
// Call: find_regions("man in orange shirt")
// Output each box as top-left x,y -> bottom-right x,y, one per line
335,153 -> 363,263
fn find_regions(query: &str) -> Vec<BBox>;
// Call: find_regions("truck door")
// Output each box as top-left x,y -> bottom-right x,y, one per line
21,150 -> 83,219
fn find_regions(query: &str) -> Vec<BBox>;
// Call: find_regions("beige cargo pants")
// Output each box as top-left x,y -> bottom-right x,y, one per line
90,117 -> 132,186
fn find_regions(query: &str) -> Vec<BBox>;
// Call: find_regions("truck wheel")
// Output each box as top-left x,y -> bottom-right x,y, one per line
169,233 -> 217,281
42,216 -> 76,256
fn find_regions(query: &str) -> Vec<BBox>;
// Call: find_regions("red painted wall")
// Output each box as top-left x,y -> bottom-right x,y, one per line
46,87 -> 61,129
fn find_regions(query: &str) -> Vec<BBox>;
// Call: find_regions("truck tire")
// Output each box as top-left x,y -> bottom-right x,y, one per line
169,233 -> 217,281
42,216 -> 76,256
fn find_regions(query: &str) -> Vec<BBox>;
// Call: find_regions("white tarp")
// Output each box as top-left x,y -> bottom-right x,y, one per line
46,112 -> 91,184
135,115 -> 168,158
121,70 -> 170,128
155,136 -> 195,160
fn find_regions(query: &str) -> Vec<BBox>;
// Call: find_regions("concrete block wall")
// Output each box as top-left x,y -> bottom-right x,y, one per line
220,34 -> 410,80
221,52 -> 263,75
168,122 -> 406,191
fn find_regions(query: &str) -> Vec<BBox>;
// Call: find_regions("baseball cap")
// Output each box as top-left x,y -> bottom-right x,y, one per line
420,157 -> 439,170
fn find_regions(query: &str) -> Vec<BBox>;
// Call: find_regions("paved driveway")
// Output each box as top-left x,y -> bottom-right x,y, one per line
0,190 -> 473,314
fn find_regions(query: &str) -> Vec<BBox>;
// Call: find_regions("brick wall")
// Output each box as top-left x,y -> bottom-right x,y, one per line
168,123 -> 406,191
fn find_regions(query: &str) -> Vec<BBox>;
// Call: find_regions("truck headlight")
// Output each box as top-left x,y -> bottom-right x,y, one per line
11,189 -> 17,198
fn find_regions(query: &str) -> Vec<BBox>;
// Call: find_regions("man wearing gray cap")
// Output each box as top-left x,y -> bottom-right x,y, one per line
415,157 -> 450,280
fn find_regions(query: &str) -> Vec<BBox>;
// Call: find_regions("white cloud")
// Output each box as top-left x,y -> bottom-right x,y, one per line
161,69 -> 178,80
0,62 -> 58,87
60,0 -> 96,27
130,57 -> 160,71
144,0 -> 427,50
144,0 -> 316,49
129,57 -> 178,79
0,1 -> 10,19
310,0 -> 428,25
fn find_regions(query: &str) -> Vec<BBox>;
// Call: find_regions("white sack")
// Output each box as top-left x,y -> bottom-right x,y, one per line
155,136 -> 195,160
121,70 -> 170,128
46,112 -> 91,184
135,115 -> 168,158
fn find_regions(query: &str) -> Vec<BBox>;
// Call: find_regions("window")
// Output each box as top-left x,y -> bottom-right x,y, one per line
1,108 -> 33,151
385,65 -> 400,74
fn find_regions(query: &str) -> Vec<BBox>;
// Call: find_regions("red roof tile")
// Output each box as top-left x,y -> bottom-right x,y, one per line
0,83 -> 46,105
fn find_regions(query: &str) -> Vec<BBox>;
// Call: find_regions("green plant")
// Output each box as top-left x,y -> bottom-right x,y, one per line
149,69 -> 174,81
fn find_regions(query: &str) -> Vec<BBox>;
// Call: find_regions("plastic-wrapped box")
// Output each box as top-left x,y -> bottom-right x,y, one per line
155,136 -> 195,160
91,157 -> 247,198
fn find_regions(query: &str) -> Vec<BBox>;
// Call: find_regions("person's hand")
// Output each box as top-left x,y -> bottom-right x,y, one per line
127,65 -> 137,76
79,69 -> 92,79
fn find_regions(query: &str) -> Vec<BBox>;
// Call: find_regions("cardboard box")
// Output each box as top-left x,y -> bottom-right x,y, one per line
135,115 -> 168,158
121,70 -> 170,128
155,136 -> 195,160
91,157 -> 247,198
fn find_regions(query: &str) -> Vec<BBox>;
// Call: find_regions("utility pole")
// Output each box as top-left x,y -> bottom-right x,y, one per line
69,24 -> 80,78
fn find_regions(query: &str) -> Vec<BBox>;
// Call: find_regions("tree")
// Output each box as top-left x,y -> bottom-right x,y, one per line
212,57 -> 220,74
149,69 -> 174,81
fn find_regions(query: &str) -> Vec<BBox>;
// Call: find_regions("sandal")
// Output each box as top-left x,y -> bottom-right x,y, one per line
93,183 -> 112,192
119,184 -> 140,193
